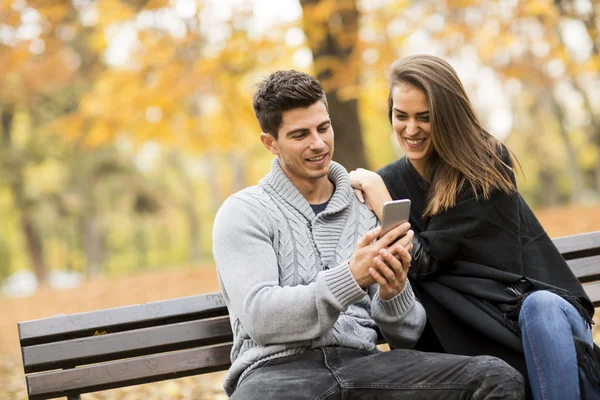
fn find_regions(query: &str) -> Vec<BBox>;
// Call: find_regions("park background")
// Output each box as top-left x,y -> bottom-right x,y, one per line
1,0 -> 599,398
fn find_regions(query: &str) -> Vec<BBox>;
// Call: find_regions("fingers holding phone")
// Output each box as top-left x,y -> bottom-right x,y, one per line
370,247 -> 410,300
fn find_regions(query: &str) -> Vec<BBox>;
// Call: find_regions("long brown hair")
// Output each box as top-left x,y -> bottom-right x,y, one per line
388,55 -> 519,216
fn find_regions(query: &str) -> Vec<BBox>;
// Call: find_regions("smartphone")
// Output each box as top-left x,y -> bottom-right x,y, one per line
379,199 -> 411,239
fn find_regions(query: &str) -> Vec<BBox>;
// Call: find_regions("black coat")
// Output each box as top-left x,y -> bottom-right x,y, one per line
378,155 -> 594,378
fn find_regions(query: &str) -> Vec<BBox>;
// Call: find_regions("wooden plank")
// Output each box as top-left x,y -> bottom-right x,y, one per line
566,255 -> 600,283
582,281 -> 600,307
23,316 -> 233,373
19,293 -> 227,346
27,344 -> 232,400
553,231 -> 600,260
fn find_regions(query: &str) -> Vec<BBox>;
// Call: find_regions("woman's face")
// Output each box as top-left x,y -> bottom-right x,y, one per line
391,82 -> 434,177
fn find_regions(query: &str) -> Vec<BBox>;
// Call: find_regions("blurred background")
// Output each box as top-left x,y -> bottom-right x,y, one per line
0,0 -> 599,398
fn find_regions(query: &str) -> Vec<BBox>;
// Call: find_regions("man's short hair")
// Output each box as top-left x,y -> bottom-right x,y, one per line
253,70 -> 328,139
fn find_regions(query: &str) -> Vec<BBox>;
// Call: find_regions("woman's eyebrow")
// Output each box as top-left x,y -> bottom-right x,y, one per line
393,108 -> 429,115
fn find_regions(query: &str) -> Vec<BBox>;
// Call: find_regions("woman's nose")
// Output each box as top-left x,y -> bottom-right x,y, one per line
406,120 -> 419,136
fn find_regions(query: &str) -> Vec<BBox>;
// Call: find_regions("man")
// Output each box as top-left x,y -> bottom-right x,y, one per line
212,70 -> 525,399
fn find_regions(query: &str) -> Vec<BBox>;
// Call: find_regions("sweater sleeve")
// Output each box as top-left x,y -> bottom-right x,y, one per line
212,195 -> 368,345
368,280 -> 426,348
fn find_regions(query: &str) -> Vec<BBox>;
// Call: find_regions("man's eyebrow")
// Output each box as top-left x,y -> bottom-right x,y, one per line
285,128 -> 308,137
285,120 -> 331,137
393,108 -> 429,116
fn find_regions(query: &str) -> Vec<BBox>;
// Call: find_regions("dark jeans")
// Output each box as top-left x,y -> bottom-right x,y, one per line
231,347 -> 525,400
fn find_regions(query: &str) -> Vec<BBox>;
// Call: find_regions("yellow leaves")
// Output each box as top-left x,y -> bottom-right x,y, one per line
337,85 -> 360,102
159,380 -> 183,398
84,123 -> 115,149
445,0 -> 479,7
144,0 -> 170,10
88,30 -> 108,53
0,7 -> 22,27
96,0 -> 137,26
583,55 -> 600,73
303,0 -> 338,24
24,159 -> 68,196
31,0 -> 72,25
578,145 -> 597,170
521,0 -> 559,21
50,114 -> 85,142
9,107 -> 32,148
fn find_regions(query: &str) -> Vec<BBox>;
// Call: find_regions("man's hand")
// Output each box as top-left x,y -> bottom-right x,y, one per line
349,223 -> 413,290
371,246 -> 411,300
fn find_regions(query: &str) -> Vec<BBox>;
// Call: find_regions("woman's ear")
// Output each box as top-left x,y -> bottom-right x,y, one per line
260,132 -> 279,155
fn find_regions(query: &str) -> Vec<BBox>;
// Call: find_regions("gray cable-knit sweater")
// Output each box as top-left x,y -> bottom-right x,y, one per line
212,158 -> 426,396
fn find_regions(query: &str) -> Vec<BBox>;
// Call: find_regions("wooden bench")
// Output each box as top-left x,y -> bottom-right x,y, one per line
18,230 -> 600,399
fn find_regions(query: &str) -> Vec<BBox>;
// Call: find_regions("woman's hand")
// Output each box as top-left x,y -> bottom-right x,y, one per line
348,168 -> 392,218
349,168 -> 382,191
349,168 -> 380,210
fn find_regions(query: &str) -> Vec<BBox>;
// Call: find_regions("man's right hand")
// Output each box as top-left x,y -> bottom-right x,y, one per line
349,223 -> 414,288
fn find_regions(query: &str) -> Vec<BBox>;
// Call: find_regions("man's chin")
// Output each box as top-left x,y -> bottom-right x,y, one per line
308,168 -> 329,180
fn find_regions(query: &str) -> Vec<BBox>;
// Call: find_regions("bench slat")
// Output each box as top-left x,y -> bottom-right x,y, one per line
18,293 -> 226,346
23,316 -> 232,373
553,231 -> 600,260
26,344 -> 232,400
566,255 -> 600,283
582,281 -> 600,307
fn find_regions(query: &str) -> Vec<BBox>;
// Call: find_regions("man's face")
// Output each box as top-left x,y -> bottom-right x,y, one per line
263,101 -> 334,186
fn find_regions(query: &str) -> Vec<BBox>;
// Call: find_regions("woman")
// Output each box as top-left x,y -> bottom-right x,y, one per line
350,54 -> 598,399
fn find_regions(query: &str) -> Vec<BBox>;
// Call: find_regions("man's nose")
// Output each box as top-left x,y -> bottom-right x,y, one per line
309,131 -> 326,149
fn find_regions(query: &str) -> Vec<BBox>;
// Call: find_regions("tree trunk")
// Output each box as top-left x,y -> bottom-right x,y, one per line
538,169 -> 560,207
569,80 -> 600,194
168,153 -> 203,263
135,220 -> 149,269
1,108 -> 48,284
580,6 -> 600,194
82,215 -> 105,278
205,155 -> 223,211
228,152 -> 246,193
300,0 -> 368,171
546,92 -> 586,203
554,0 -> 600,193
184,199 -> 202,263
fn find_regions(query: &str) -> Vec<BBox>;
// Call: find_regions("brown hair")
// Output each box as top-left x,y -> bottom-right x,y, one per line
388,55 -> 519,216
253,70 -> 328,139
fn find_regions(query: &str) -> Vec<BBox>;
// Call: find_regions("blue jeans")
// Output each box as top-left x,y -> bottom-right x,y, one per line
231,346 -> 525,399
519,290 -> 596,400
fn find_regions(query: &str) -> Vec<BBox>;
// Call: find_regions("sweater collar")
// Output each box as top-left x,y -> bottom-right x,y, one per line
260,157 -> 353,220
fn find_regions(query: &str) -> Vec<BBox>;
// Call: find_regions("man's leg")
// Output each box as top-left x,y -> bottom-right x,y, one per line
327,347 -> 525,400
231,350 -> 340,400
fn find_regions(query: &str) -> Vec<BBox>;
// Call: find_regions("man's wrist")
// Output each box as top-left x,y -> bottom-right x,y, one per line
349,261 -> 371,289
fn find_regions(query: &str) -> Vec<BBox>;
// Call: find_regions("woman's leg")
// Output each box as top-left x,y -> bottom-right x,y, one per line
518,290 -> 593,400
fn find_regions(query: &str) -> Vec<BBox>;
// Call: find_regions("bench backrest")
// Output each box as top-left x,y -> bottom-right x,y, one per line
19,293 -> 231,399
553,231 -> 600,305
18,230 -> 600,399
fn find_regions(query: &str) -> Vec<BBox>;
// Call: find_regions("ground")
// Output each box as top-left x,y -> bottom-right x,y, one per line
1,204 -> 600,399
